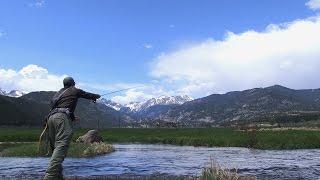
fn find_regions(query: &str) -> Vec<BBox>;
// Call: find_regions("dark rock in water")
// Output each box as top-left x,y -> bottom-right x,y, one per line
76,130 -> 103,144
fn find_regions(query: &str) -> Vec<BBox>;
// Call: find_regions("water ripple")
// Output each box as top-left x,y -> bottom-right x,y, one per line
0,144 -> 320,179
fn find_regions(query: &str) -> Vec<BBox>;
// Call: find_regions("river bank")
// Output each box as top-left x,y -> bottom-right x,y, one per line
1,127 -> 320,149
0,142 -> 115,157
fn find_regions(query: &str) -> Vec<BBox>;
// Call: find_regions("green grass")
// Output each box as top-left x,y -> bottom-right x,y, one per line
199,158 -> 255,180
93,128 -> 248,147
0,127 -> 320,149
0,142 -> 115,157
0,128 -> 41,142
200,160 -> 240,180
255,130 -> 320,149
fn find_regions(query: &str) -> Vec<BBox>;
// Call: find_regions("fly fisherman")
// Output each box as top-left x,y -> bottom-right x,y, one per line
44,77 -> 100,180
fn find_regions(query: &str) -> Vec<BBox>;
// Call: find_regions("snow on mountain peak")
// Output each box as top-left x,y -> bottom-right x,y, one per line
98,95 -> 193,112
125,102 -> 142,111
124,95 -> 193,112
7,90 -> 24,97
98,98 -> 123,111
0,88 -> 25,97
0,89 -> 6,96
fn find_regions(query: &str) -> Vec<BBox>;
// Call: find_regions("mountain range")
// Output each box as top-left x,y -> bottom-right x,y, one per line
99,95 -> 193,112
1,85 -> 320,127
164,85 -> 320,125
0,89 -> 25,97
0,90 -> 133,128
98,95 -> 193,123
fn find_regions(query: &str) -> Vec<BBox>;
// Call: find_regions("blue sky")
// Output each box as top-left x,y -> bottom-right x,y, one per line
1,0 -> 320,104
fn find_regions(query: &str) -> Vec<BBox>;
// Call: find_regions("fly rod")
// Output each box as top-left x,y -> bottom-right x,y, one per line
100,86 -> 144,96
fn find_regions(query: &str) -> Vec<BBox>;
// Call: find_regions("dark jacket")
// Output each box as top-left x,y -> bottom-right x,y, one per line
50,86 -> 100,119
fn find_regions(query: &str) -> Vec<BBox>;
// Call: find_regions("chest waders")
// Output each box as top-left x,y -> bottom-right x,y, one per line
38,87 -> 71,156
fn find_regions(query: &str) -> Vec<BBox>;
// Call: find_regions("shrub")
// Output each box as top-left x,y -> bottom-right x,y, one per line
82,142 -> 115,157
200,158 -> 240,180
247,129 -> 258,148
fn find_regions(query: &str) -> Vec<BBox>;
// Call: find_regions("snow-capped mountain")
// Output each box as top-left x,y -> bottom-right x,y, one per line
0,88 -> 25,97
7,90 -> 25,97
99,95 -> 193,113
0,89 -> 6,96
124,95 -> 193,112
98,98 -> 124,111
124,102 -> 142,112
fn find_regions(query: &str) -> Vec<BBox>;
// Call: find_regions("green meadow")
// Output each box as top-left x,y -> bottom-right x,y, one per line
0,127 -> 320,150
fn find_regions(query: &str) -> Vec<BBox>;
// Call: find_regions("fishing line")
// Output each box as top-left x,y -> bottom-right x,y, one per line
100,86 -> 144,96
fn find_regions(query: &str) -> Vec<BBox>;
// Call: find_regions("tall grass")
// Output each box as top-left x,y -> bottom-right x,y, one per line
199,158 -> 255,180
82,142 -> 115,157
247,129 -> 258,148
0,128 -> 41,142
0,142 -> 115,157
200,160 -> 240,180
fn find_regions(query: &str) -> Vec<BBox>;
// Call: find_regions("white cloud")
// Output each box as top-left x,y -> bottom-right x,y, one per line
0,64 -> 67,92
29,0 -> 45,8
306,0 -> 320,10
0,65 -> 170,104
81,82 -> 146,94
0,31 -> 5,38
108,84 -> 170,104
143,44 -> 153,49
78,82 -> 154,104
151,16 -> 320,97
111,89 -> 154,104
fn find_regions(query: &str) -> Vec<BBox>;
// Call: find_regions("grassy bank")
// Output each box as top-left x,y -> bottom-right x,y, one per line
0,127 -> 320,149
0,142 -> 115,157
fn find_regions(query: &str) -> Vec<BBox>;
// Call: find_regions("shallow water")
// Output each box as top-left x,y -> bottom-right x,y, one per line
0,144 -> 320,179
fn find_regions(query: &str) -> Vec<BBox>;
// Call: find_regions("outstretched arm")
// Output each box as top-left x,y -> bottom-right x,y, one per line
77,89 -> 101,101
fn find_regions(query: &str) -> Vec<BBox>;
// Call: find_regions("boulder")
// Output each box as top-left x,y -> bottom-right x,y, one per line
76,130 -> 103,144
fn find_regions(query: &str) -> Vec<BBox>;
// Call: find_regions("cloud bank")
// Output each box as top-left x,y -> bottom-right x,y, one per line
0,64 -> 66,92
151,16 -> 320,97
110,84 -> 173,104
143,44 -> 153,49
0,64 -> 161,104
28,0 -> 45,8
306,0 -> 320,10
0,30 -> 5,38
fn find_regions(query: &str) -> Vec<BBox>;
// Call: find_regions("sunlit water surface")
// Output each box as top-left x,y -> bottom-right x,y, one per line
1,144 -> 320,179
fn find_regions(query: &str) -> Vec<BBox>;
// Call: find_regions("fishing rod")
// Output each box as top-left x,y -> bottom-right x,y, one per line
100,86 -> 144,96
92,86 -> 143,103
94,85 -> 143,129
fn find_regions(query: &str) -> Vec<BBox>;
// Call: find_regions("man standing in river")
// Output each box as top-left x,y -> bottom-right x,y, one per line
44,77 -> 100,180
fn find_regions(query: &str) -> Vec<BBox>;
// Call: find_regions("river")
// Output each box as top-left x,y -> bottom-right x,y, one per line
0,144 -> 320,179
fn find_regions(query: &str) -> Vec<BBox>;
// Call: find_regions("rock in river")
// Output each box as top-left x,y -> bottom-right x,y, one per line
76,130 -> 103,144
